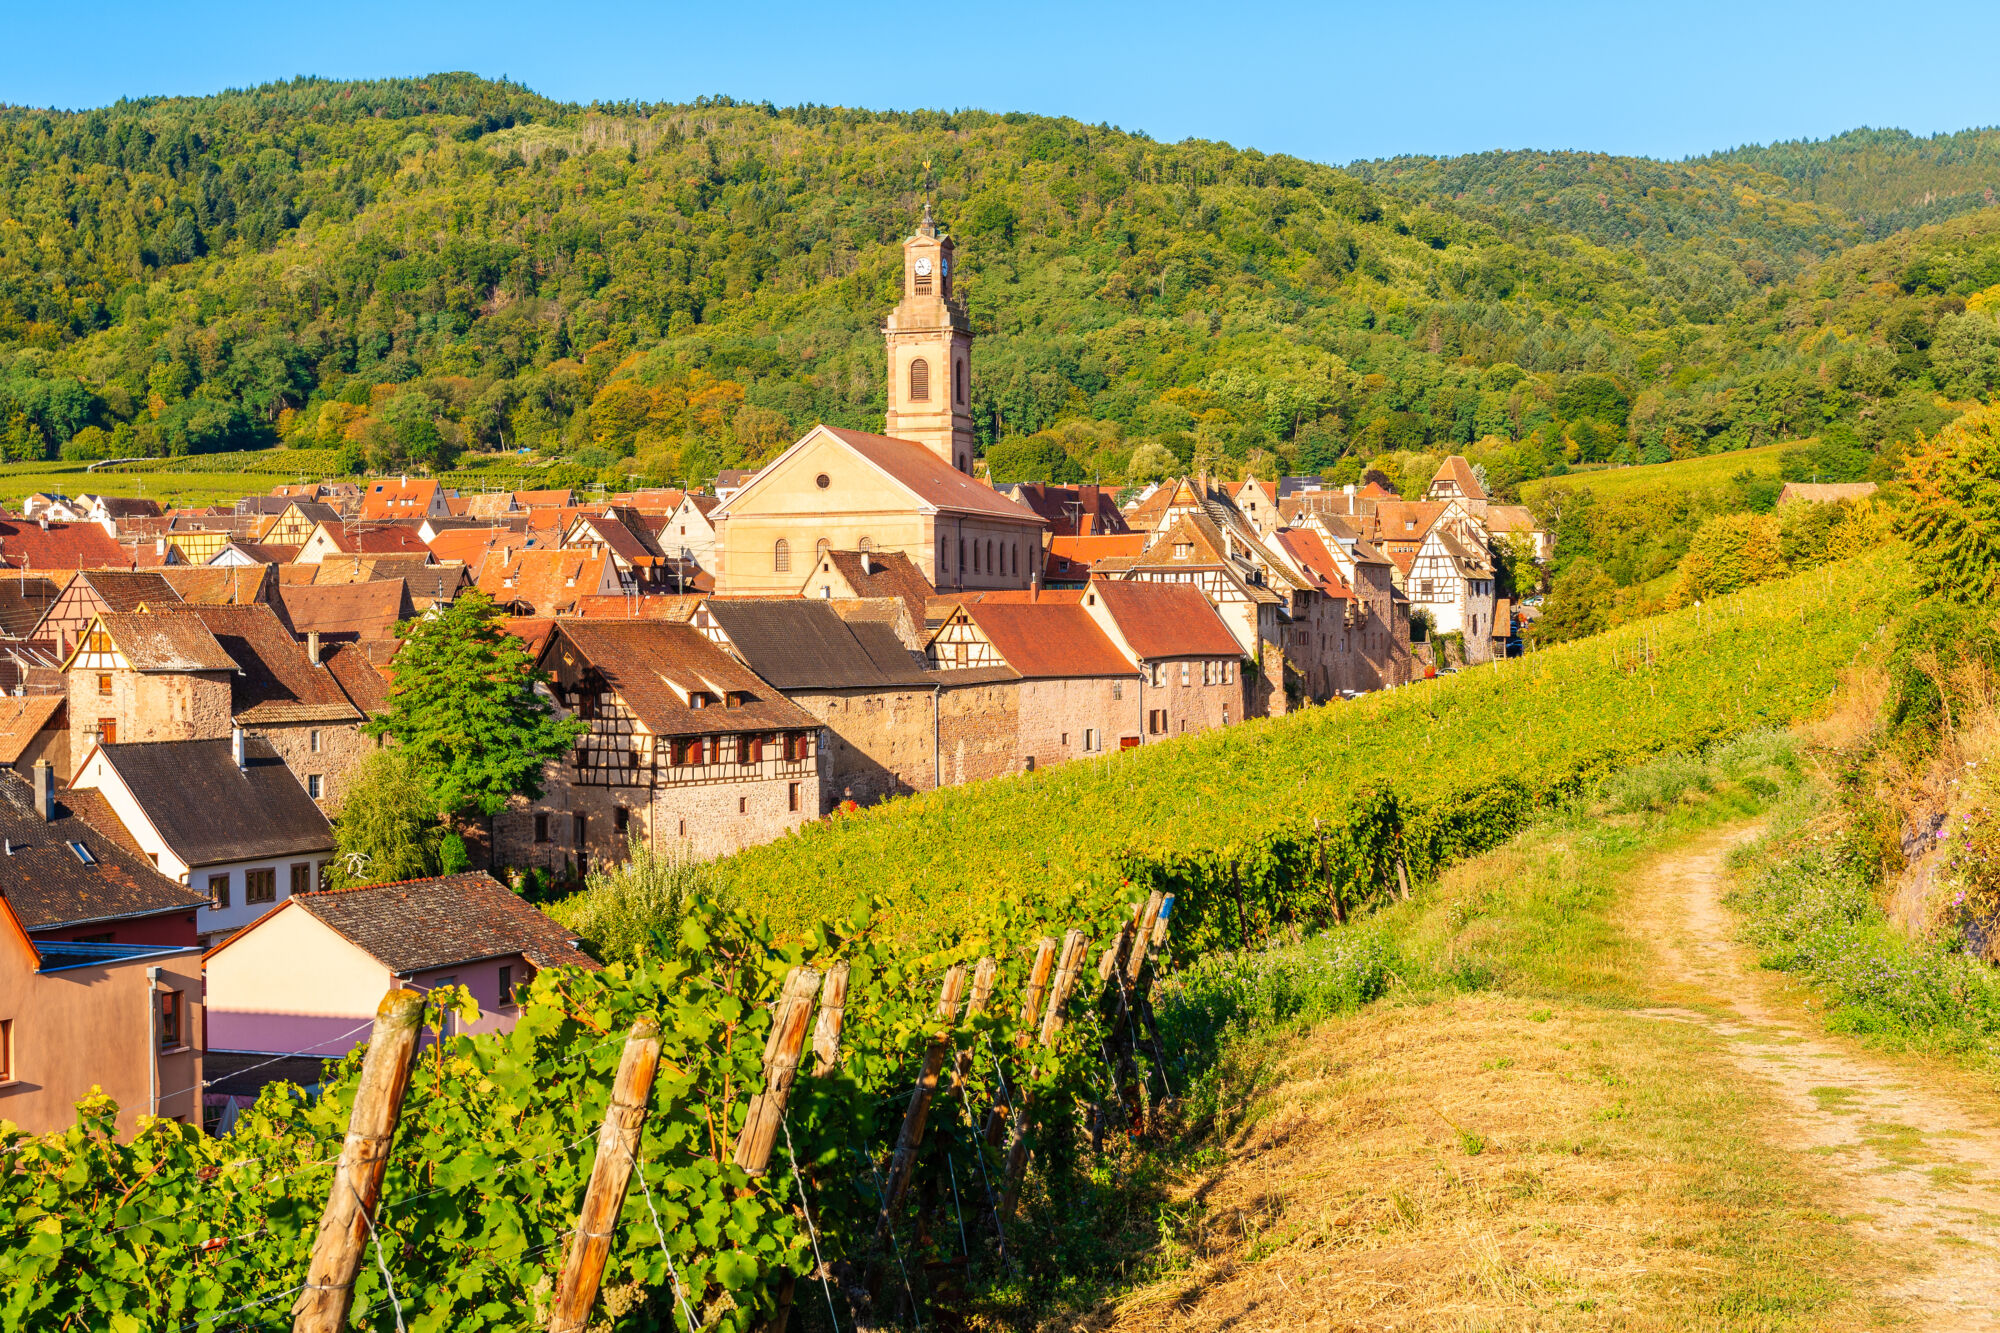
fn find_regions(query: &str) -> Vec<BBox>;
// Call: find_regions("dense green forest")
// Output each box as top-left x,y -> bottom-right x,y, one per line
1,74 -> 1997,501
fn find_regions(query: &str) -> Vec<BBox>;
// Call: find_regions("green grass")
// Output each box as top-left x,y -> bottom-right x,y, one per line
0,448 -> 563,510
1521,440 -> 1791,504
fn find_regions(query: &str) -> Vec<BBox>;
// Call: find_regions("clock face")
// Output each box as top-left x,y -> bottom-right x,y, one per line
914,257 -> 933,277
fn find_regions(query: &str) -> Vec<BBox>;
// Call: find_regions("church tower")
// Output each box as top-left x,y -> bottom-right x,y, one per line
883,204 -> 975,473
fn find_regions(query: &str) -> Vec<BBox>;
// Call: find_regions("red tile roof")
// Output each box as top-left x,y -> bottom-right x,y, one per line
318,523 -> 436,558
358,477 -> 442,521
0,519 -> 127,571
1086,581 -> 1242,659
954,600 -> 1134,679
1045,533 -> 1147,581
476,550 -> 611,617
1273,529 -> 1350,597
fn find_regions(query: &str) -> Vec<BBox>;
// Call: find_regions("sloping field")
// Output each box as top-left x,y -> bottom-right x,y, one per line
1520,440 -> 1789,504
721,550 -> 1905,936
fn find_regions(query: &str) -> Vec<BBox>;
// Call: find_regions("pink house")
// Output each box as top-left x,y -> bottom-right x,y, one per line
201,872 -> 598,1115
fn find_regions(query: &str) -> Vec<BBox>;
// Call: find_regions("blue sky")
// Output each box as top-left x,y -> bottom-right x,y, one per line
5,1 -> 1997,165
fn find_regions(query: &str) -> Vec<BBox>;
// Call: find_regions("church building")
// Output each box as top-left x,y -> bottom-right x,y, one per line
711,208 -> 1044,594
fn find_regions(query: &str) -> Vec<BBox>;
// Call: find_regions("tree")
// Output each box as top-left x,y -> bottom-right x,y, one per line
1901,407 -> 2000,605
367,589 -> 587,819
984,433 -> 1084,484
1670,512 -> 1785,606
329,750 -> 444,887
1529,561 -> 1616,645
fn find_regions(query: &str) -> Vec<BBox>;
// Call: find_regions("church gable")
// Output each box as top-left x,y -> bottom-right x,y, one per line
718,425 -> 934,522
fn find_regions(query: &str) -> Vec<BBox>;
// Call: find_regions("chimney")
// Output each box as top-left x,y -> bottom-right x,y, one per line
32,758 -> 54,821
1343,483 -> 1356,498
306,630 -> 321,666
232,726 -> 246,771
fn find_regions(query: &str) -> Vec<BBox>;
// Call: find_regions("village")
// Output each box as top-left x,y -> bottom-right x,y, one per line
0,211 -> 1548,1141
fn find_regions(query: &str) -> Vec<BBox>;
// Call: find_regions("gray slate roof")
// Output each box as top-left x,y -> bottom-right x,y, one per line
0,769 -> 208,930
701,598 -> 934,690
95,735 -> 333,868
289,871 -> 596,973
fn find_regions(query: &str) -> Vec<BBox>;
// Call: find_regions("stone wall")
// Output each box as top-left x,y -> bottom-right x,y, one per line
1138,659 -> 1241,743
936,677 -> 1018,786
1016,677 -> 1132,770
249,720 -> 378,813
66,667 -> 231,772
788,686 -> 938,810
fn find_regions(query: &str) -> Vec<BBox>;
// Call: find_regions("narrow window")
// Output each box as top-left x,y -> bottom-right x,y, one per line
0,1019 -> 10,1082
774,538 -> 791,573
972,541 -> 981,574
910,358 -> 930,401
291,863 -> 310,897
306,774 -> 323,799
209,873 -> 230,910
959,538 -> 966,570
309,730 -> 322,753
615,806 -> 630,834
986,539 -> 995,573
956,361 -> 966,404
573,813 -> 587,847
498,965 -> 514,1007
1112,681 -> 1122,701
788,782 -> 800,812
534,813 -> 549,843
97,673 -> 112,696
738,795 -> 748,815
158,991 -> 183,1051
1180,662 -> 1191,687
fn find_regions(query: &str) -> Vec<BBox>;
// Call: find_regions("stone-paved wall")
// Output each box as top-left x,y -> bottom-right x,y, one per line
249,720 -> 378,813
935,677 -> 1018,786
66,667 -> 231,773
786,686 -> 937,810
1016,677 -> 1134,771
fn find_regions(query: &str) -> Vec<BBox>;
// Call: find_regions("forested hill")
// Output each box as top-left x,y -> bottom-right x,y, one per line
2,74 -> 1999,498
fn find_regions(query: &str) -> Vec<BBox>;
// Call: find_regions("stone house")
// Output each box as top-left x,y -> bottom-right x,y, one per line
294,521 -> 437,565
1078,580 -> 1246,741
927,595 -> 1140,769
561,507 -> 673,591
0,895 -> 203,1136
798,548 -> 935,627
1002,483 -> 1130,536
658,493 -> 722,572
691,597 -> 944,810
498,619 -> 824,872
70,732 -> 335,946
1408,527 -> 1500,663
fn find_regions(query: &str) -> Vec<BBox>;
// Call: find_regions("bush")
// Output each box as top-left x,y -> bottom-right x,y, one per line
546,838 -> 727,964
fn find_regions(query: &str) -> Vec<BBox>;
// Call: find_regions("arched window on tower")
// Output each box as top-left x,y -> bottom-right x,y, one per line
858,536 -> 873,552
909,358 -> 930,402
774,539 -> 791,573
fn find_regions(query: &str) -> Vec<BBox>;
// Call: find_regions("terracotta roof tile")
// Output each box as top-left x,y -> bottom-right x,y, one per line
953,601 -> 1135,679
94,610 -> 237,672
814,427 -> 1046,524
0,519 -> 127,571
275,582 -> 412,642
0,694 -> 63,763
1086,581 -> 1242,659
819,549 -> 934,623
186,605 -> 363,724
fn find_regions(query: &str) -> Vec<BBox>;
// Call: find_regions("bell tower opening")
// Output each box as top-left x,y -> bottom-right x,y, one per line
883,202 -> 976,473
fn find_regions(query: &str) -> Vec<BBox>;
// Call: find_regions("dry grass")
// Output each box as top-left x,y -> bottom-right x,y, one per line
1095,994 -> 1876,1333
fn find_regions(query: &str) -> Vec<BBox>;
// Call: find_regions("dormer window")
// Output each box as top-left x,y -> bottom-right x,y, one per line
724,690 -> 747,709
1174,543 -> 1193,559
690,693 -> 710,709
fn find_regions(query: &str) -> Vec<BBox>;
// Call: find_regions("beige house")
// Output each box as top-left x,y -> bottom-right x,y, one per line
710,425 -> 1044,594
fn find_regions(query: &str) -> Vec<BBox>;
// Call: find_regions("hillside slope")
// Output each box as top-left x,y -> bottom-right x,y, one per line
1,78 -> 1995,495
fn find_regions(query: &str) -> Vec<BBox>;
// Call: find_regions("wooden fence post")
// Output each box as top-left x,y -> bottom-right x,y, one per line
952,956 -> 998,1089
985,937 -> 1056,1146
877,965 -> 969,1228
999,930 -> 1090,1223
811,961 -> 850,1077
548,1017 -> 665,1333
292,988 -> 427,1333
735,967 -> 824,1175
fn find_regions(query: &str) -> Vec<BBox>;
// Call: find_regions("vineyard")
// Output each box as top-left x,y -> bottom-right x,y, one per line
718,549 -> 1907,944
0,551 -> 1905,1333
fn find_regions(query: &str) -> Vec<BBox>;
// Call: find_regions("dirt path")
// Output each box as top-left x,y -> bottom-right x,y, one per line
1633,825 -> 2000,1331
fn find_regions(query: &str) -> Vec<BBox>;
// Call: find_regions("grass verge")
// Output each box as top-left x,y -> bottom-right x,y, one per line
990,735 -> 1883,1332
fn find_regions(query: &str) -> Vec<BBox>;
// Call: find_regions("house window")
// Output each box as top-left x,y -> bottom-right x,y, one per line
208,873 -> 230,909
972,541 -> 981,574
956,361 -> 966,404
309,730 -> 322,753
742,735 -> 763,764
0,1019 -> 10,1082
290,863 -> 310,897
615,806 -> 630,834
1084,728 -> 1099,752
986,540 -> 995,573
788,782 -> 800,812
158,990 -> 183,1051
774,539 -> 791,573
306,774 -> 323,799
573,814 -> 587,847
1223,660 -> 1234,684
1420,579 -> 1434,595
498,965 -> 515,1007
1174,543 -> 1192,559
1202,660 -> 1214,685
98,718 -> 117,745
534,813 -> 549,843
785,732 -> 808,762
1180,662 -> 1191,687
1060,732 -> 1069,746
858,536 -> 873,552
738,795 -> 748,815
245,868 -> 276,904
97,673 -> 112,696
1148,709 -> 1167,735
86,628 -> 111,653
1112,681 -> 1122,701
910,358 -> 930,400
1223,704 -> 1230,725
959,537 -> 966,570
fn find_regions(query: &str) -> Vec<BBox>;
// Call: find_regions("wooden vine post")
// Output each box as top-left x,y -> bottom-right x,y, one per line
811,961 -> 851,1076
734,967 -> 825,1175
998,929 -> 1090,1223
985,937 -> 1056,1146
732,967 -> 824,1333
548,1017 -> 665,1333
877,964 -> 969,1228
292,987 -> 427,1333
